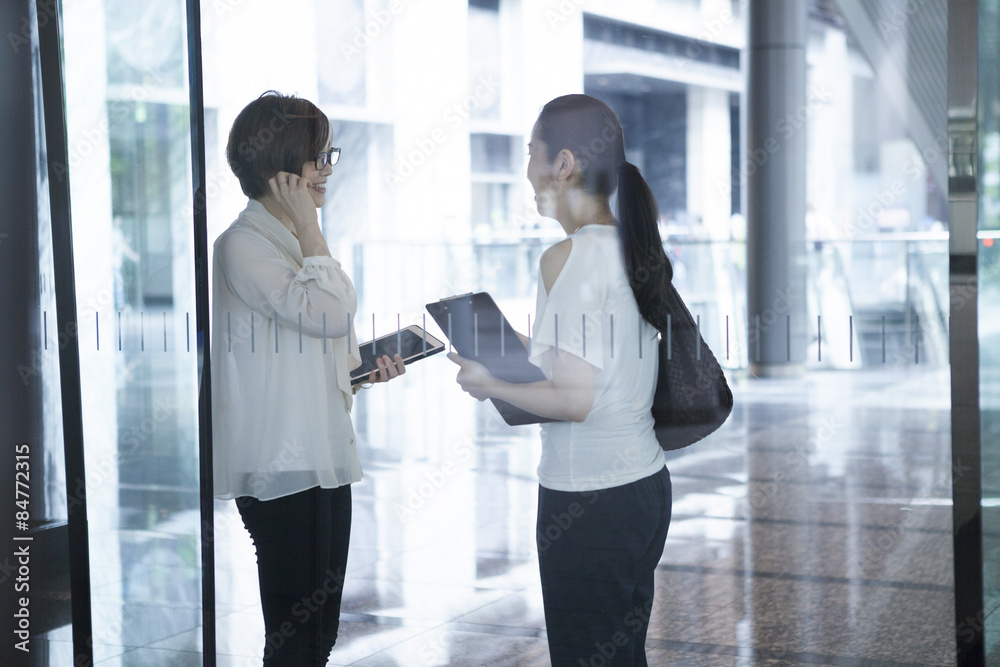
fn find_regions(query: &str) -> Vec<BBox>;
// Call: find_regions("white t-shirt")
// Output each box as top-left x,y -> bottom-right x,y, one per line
211,199 -> 363,501
529,224 -> 666,492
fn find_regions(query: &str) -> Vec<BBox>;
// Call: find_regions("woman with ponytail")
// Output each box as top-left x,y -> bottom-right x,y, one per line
449,94 -> 672,666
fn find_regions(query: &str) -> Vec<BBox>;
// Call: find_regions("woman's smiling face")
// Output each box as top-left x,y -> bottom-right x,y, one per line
527,126 -> 558,218
300,146 -> 334,208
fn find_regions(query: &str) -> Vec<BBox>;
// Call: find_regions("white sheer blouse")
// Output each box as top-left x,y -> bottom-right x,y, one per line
211,199 -> 363,501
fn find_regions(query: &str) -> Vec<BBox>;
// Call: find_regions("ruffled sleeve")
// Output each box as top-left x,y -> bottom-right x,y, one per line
216,229 -> 358,339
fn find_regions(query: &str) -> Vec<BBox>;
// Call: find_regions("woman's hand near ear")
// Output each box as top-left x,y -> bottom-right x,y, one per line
267,171 -> 331,258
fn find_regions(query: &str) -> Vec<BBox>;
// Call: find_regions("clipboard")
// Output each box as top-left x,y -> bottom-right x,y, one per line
426,292 -> 556,425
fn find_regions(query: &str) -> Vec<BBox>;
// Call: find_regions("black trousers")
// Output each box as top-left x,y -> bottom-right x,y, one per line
236,484 -> 352,667
536,466 -> 672,667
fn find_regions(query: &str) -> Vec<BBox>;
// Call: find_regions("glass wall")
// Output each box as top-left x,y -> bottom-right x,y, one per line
13,0 -> 960,664
55,0 -> 203,660
2,0 -> 75,661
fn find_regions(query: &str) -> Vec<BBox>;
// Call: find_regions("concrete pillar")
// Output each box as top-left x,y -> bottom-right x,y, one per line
746,0 -> 808,375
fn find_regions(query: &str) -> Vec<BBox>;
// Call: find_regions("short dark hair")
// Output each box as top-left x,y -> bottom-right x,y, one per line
226,91 -> 330,199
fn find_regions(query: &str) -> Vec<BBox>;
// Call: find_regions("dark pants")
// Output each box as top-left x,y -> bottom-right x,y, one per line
236,484 -> 352,667
536,466 -> 672,667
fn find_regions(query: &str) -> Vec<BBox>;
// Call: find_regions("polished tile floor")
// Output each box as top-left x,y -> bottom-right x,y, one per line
40,365 -> 959,665
212,366 -> 955,666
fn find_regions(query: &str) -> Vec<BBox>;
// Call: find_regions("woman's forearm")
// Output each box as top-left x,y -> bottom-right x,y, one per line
488,377 -> 593,423
451,349 -> 594,421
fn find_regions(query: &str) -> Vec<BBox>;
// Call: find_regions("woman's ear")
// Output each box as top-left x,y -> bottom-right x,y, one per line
553,148 -> 579,184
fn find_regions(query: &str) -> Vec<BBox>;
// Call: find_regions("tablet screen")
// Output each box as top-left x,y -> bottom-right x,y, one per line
351,328 -> 444,383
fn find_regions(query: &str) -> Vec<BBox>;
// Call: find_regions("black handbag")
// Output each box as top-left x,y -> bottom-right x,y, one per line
652,283 -> 733,451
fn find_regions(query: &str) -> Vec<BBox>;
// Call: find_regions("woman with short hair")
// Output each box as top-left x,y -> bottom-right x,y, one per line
212,91 -> 404,666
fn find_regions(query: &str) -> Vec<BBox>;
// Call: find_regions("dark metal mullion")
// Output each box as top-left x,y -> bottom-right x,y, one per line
947,0 -> 984,664
35,1 -> 94,663
184,0 -> 216,664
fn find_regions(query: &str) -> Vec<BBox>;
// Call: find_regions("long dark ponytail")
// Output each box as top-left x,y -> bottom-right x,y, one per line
535,94 -> 673,330
616,161 -> 673,330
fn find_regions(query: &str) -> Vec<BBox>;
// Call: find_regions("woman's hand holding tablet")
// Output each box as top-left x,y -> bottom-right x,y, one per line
351,325 -> 446,386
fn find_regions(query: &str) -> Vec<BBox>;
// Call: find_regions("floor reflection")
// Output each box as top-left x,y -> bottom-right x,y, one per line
40,365 -> 957,665
216,366 -> 954,666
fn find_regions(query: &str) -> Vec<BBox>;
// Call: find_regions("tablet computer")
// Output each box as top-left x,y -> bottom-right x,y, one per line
426,292 -> 555,425
351,325 -> 446,385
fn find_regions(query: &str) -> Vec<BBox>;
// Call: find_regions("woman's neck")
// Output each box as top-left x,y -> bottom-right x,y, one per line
256,195 -> 298,237
557,190 -> 614,235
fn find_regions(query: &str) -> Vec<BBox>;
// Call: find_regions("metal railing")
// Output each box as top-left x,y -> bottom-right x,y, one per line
347,231 -> 950,369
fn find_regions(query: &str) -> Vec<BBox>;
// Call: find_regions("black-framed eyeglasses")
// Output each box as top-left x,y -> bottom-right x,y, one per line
315,148 -> 341,170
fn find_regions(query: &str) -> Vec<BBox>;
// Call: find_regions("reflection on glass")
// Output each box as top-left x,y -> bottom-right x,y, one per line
31,0 -> 73,652
60,0 -> 202,659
